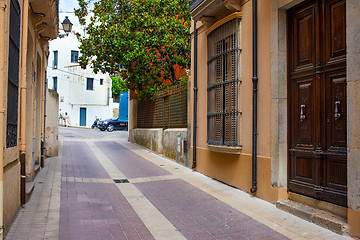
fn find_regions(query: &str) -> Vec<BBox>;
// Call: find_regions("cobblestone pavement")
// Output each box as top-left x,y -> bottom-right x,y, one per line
5,127 -> 354,240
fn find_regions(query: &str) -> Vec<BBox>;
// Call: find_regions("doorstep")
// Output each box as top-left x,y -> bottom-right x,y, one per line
276,199 -> 349,235
34,163 -> 41,173
25,164 -> 41,203
25,181 -> 35,202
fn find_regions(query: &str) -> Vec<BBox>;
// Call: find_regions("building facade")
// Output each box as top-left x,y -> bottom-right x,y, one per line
190,0 -> 360,237
47,31 -> 117,128
0,0 -> 58,237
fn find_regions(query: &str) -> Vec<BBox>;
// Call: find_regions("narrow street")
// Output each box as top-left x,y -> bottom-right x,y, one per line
5,127 -> 352,240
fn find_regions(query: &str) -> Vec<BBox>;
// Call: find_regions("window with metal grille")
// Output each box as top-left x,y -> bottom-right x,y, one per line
6,0 -> 21,148
207,18 -> 241,146
53,77 -> 57,92
53,50 -> 58,69
86,78 -> 94,90
71,50 -> 78,63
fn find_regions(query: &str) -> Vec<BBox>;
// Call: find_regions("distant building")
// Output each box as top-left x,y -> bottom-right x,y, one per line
47,29 -> 118,128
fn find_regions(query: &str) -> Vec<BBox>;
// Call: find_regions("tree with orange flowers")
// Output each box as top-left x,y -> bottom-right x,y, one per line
75,0 -> 191,99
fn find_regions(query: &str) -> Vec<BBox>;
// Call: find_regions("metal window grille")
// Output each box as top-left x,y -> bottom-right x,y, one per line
71,50 -> 78,63
86,78 -> 94,90
207,18 -> 241,146
6,0 -> 21,148
53,50 -> 58,69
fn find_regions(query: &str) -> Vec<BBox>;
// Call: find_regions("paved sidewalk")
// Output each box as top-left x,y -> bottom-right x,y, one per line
5,134 -> 354,240
5,148 -> 62,240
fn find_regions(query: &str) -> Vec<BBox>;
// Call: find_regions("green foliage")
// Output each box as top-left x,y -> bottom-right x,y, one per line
75,0 -> 191,99
111,76 -> 128,98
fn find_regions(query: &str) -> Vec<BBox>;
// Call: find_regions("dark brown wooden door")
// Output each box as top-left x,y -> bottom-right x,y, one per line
287,0 -> 347,206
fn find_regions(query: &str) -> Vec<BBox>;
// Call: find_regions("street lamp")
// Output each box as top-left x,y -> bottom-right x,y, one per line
61,16 -> 73,33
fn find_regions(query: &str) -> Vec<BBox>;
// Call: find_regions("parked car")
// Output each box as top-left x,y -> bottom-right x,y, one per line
98,116 -> 128,132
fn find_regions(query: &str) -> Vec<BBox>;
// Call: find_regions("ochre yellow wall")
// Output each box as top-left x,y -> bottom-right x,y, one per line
3,163 -> 20,230
349,208 -> 360,238
190,0 -> 360,235
190,0 -> 282,203
1,0 -> 22,234
192,1 -> 272,155
195,147 -> 286,203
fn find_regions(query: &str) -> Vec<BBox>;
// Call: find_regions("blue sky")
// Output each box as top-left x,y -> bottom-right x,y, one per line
59,0 -> 80,26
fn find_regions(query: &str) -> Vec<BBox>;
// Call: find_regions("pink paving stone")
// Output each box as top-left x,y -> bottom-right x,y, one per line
60,179 -> 154,240
62,141 -> 110,179
95,141 -> 170,178
134,179 -> 289,240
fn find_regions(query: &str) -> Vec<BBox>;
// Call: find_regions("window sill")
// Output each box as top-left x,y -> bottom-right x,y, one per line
207,144 -> 242,154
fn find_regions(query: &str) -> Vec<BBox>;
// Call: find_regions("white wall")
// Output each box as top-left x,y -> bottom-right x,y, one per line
45,89 -> 59,157
47,28 -> 118,127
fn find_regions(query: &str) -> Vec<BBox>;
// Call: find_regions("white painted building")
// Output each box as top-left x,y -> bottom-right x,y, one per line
47,27 -> 118,128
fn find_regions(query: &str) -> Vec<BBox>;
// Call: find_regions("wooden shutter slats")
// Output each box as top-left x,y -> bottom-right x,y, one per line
207,18 -> 241,146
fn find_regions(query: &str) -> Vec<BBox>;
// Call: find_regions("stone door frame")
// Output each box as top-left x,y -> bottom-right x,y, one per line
270,0 -> 360,212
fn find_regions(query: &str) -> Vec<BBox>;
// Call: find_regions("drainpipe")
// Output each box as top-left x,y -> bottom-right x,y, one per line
19,0 -> 29,204
0,2 -> 6,238
251,0 -> 258,193
41,48 -> 47,169
192,20 -> 198,169
42,71 -> 47,169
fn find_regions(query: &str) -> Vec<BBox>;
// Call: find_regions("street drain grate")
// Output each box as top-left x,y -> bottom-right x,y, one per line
113,179 -> 129,184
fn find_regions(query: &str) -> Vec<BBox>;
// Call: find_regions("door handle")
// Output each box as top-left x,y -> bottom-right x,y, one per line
300,104 -> 306,121
334,101 -> 341,120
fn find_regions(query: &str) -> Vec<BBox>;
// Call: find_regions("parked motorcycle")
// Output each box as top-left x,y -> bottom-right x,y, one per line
91,117 -> 100,129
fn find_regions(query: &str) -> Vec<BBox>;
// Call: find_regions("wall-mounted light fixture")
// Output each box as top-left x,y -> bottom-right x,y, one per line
58,16 -> 73,38
62,16 -> 73,33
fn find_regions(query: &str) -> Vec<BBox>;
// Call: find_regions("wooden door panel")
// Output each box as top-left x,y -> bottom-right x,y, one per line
324,71 -> 347,205
291,5 -> 316,71
293,155 -> 316,182
288,0 -> 347,207
297,14 -> 314,67
321,188 -> 347,206
326,73 -> 347,151
295,79 -> 315,147
325,0 -> 346,62
326,156 -> 347,187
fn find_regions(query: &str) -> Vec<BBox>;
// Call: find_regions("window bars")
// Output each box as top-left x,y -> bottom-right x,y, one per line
207,18 -> 241,146
6,0 -> 21,148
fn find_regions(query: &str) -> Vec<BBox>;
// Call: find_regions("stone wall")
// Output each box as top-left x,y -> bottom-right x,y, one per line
131,128 -> 190,167
347,0 -> 360,237
45,89 -> 59,157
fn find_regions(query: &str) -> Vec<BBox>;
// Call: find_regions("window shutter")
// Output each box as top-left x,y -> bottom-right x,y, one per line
6,0 -> 21,148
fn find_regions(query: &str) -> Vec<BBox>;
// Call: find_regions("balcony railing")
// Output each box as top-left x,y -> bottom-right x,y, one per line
190,0 -> 204,12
